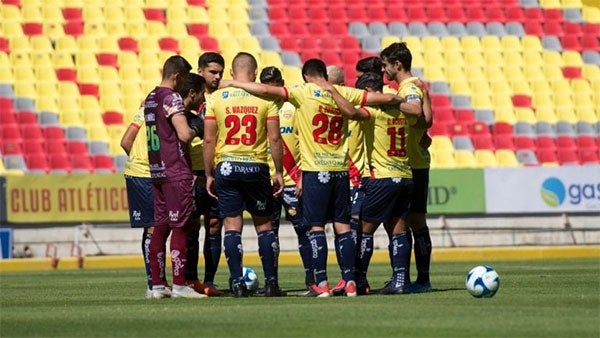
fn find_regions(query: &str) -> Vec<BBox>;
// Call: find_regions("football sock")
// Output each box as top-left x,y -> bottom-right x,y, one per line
257,230 -> 278,281
142,229 -> 152,289
338,231 -> 357,282
169,227 -> 189,286
184,227 -> 199,281
349,218 -> 359,244
308,231 -> 328,286
413,227 -> 432,284
405,229 -> 413,284
356,233 -> 374,279
334,233 -> 343,271
390,232 -> 411,288
294,225 -> 313,285
203,234 -> 221,283
223,231 -> 243,281
149,226 -> 170,286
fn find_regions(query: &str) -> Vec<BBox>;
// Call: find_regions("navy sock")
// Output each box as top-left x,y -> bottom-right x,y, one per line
356,233 -> 374,279
142,229 -> 152,289
223,231 -> 243,281
294,225 -> 313,282
405,229 -> 412,284
413,227 -> 432,284
390,232 -> 411,288
203,234 -> 221,283
349,218 -> 359,244
334,233 -> 343,271
308,231 -> 328,285
257,230 -> 278,281
338,231 -> 356,282
185,228 -> 199,281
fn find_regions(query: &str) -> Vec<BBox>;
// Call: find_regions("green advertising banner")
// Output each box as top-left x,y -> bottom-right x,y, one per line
428,169 -> 485,214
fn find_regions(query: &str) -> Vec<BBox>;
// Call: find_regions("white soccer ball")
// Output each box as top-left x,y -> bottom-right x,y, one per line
465,265 -> 500,298
242,266 -> 259,291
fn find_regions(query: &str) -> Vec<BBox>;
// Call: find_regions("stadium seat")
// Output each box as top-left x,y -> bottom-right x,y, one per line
474,149 -> 498,167
454,150 -> 478,168
495,149 -> 520,167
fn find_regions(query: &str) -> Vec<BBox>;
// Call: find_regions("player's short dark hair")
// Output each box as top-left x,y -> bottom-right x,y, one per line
380,42 -> 412,71
301,59 -> 328,82
355,72 -> 383,92
163,55 -> 192,79
356,56 -> 382,74
198,52 -> 225,69
178,73 -> 205,98
260,66 -> 284,85
232,52 -> 258,73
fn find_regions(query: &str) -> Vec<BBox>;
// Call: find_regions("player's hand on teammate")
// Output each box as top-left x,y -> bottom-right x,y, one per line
272,173 -> 284,197
218,79 -> 233,88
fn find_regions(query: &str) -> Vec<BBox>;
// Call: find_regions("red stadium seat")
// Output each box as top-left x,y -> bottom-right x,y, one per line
544,22 -> 564,38
582,23 -> 600,35
93,154 -> 116,172
466,7 -> 486,22
268,6 -> 288,21
22,22 -> 43,36
0,124 -> 22,142
435,108 -> 456,124
102,111 -> 124,125
578,148 -> 600,164
307,7 -> 328,22
562,67 -> 582,79
308,22 -> 330,36
367,7 -> 389,23
346,5 -> 368,22
118,37 -> 139,53
0,37 -> 9,53
524,22 -> 544,36
446,7 -> 467,23
25,154 -> 49,173
0,109 -> 17,125
486,6 -> 507,23
427,7 -> 448,23
45,140 -> 67,155
0,140 -> 23,155
62,7 -> 83,22
16,110 -> 38,125
64,21 -> 84,37
471,122 -> 491,137
535,136 -> 557,151
524,8 -> 544,23
289,23 -> 309,38
341,50 -> 360,68
471,134 -> 495,150
20,124 -> 44,141
23,142 -> 45,155
453,109 -> 476,124
430,95 -> 452,110
321,51 -> 342,66
199,37 -> 219,52
557,148 -> 580,165
492,122 -> 514,135
187,24 -> 208,38
505,6 -> 525,22
563,22 -> 582,38
66,141 -> 89,155
47,154 -> 71,173
158,37 -> 179,53
512,95 -> 532,108
556,135 -> 577,150
96,53 -> 118,67
576,135 -> 597,150
493,134 -> 515,150
56,68 -> 77,82
543,8 -> 564,23
319,36 -> 341,52
269,22 -> 290,36
279,37 -> 299,50
406,7 -> 427,22
536,149 -> 558,164
581,35 -> 600,51
561,35 -> 582,52
427,121 -> 449,137
70,155 -> 94,173
144,8 -> 166,23
42,126 -> 67,141
288,5 -> 309,23
448,122 -> 471,136
387,7 -> 408,22
514,136 -> 536,150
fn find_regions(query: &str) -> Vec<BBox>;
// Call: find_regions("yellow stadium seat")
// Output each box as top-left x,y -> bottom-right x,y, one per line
460,36 -> 482,52
542,50 -> 564,67
471,94 -> 494,110
105,22 -> 126,37
259,51 -> 284,69
421,36 -> 442,54
469,79 -> 491,97
522,35 -> 543,52
481,36 -> 502,53
509,79 -> 532,96
53,51 -> 75,68
118,51 -> 140,68
166,0 -> 189,8
82,5 -> 104,23
503,51 -> 524,67
465,67 -> 484,80
582,64 -> 600,81
462,51 -> 484,68
494,108 -> 517,124
484,66 -> 506,82
551,79 -> 573,96
99,66 -> 120,83
9,36 -> 30,52
139,37 -> 160,52
490,81 -> 512,96
576,106 -> 598,124
166,21 -> 189,39
100,95 -> 123,112
431,149 -> 457,169
381,36 -> 401,50
76,36 -> 98,53
157,51 -> 176,64
484,51 -> 504,68
539,0 -> 562,7
411,51 -> 425,69
431,135 -> 454,152
208,7 -> 230,23
140,65 -> 161,82
443,50 -> 465,69
401,36 -> 423,54
138,50 -> 160,66
228,7 -> 250,23
573,92 -> 594,109
55,35 -> 78,54
424,52 -> 445,69
60,110 -> 84,127
2,5 -> 21,22
230,22 -> 251,37
43,22 -> 65,40
555,106 -> 578,123
13,67 -> 35,84
88,124 -> 112,143
167,6 -> 189,23
514,107 -> 537,124
58,82 -> 80,98
491,93 -> 514,111
124,6 -> 146,23
36,97 -> 58,112
449,80 -> 471,96
1,21 -> 24,38
535,107 -> 558,124
42,3 -> 63,22
14,81 -> 36,98
503,65 -> 526,82
99,81 -> 120,98
281,65 -> 303,86
76,51 -> 99,69
239,36 -> 262,55
20,4 -> 42,21
59,96 -> 80,113
187,6 -> 209,23
209,23 -> 233,40
31,51 -> 52,68
146,21 -> 167,37
582,5 -> 600,23
29,36 -> 52,54
84,21 -> 107,37
125,22 -> 146,39
454,150 -> 478,168
80,95 -> 102,114
0,64 -> 14,84
524,64 -> 545,81
35,66 -> 58,82
561,0 -> 582,8
424,65 -> 446,82
441,36 -> 461,53
475,149 -> 498,167
501,35 -> 522,52
81,110 -> 104,127
9,51 -> 31,68
104,5 -> 124,23
562,50 -> 583,67
553,92 -> 574,109
98,36 -> 120,53
570,78 -> 592,94
495,150 -> 520,167
530,79 -> 553,96
178,36 -> 201,55
145,0 -> 169,7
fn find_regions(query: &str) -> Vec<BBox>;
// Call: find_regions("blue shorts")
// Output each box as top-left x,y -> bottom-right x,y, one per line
410,168 -> 429,214
215,161 -> 273,218
302,171 -> 350,227
125,175 -> 154,228
194,173 -> 220,219
361,177 -> 414,224
350,177 -> 369,217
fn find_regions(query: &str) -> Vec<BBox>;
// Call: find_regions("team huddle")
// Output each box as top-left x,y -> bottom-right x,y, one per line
121,42 -> 434,299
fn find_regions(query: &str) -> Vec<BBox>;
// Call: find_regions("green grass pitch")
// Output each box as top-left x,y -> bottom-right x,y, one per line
1,258 -> 598,337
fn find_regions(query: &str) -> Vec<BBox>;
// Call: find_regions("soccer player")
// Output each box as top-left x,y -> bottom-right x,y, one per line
145,55 -> 206,299
380,42 -> 434,293
121,104 -> 160,299
355,56 -> 382,78
203,52 -> 286,298
224,59 -> 418,297
326,65 -> 345,86
260,66 -> 314,292
351,72 -> 416,294
192,52 -> 226,293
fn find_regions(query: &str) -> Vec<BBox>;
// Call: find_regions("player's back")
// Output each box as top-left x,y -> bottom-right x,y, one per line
124,106 -> 151,178
396,78 -> 430,169
206,87 -> 279,165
